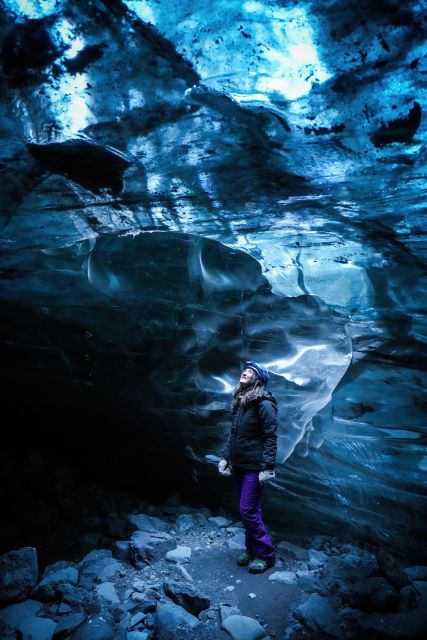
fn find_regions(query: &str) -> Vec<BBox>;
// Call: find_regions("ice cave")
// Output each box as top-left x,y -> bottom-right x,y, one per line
0,1 -> 426,638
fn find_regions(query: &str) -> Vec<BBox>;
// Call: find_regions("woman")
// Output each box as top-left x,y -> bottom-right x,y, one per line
218,361 -> 278,573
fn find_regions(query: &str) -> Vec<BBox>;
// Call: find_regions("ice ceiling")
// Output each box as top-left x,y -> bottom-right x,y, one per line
0,0 -> 426,555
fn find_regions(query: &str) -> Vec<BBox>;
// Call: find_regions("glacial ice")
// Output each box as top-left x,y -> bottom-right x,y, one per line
0,0 -> 426,555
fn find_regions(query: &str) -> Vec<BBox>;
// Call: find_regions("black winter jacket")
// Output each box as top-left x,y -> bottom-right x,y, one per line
220,391 -> 278,471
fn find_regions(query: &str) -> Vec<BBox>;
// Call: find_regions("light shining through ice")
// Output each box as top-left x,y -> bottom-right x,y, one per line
1,0 -> 426,560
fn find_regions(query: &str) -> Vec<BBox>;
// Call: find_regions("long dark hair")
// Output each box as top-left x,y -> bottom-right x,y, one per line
232,379 -> 266,411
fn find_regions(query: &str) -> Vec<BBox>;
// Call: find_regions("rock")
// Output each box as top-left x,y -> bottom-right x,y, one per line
413,580 -> 427,597
175,563 -> 194,582
33,566 -> 79,601
248,593 -> 256,599
78,552 -> 125,589
71,615 -> 115,640
156,601 -> 200,638
130,530 -> 175,568
308,549 -> 328,567
227,533 -> 246,550
220,603 -> 241,622
208,516 -> 231,528
226,526 -> 244,534
53,613 -> 86,639
221,614 -> 266,640
0,599 -> 43,630
268,571 -> 297,584
130,611 -> 145,627
193,512 -> 209,527
276,541 -> 309,561
175,514 -> 196,532
111,541 -> 131,562
0,547 -> 38,605
321,553 -> 379,591
79,533 -> 102,554
404,566 -> 427,582
57,603 -> 73,614
127,632 -> 149,640
399,584 -> 419,612
137,599 -> 157,614
295,593 -> 343,638
81,591 -> 103,616
358,606 -> 427,639
163,579 -> 210,616
350,576 -> 398,612
18,616 -> 57,640
297,572 -> 328,595
95,581 -> 120,603
104,514 -> 128,538
56,583 -> 87,607
164,494 -> 182,507
377,549 -> 409,590
127,514 -> 170,533
165,546 -> 191,564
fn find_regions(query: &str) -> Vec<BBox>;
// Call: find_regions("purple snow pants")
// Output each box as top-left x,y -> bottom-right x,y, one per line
231,467 -> 275,562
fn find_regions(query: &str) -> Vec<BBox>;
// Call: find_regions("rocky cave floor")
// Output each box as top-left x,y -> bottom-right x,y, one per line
1,490 -> 427,640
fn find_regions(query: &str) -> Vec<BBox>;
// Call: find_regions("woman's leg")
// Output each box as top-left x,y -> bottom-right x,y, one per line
239,470 -> 275,562
231,467 -> 253,556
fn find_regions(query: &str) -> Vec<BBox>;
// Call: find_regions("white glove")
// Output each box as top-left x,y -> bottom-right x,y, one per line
218,459 -> 231,477
258,470 -> 275,486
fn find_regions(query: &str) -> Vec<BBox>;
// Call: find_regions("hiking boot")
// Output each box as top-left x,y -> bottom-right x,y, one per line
248,557 -> 275,573
236,551 -> 254,566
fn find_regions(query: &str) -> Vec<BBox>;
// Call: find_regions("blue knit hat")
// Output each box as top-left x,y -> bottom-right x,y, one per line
243,361 -> 270,385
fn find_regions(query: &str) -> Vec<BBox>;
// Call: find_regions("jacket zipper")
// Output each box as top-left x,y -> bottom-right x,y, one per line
233,405 -> 243,464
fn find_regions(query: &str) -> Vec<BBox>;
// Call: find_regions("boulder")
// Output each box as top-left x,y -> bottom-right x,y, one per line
308,549 -> 328,567
268,571 -> 297,584
53,613 -> 86,640
404,566 -> 427,582
377,549 -> 409,590
221,614 -> 266,640
358,607 -> 427,639
163,579 -> 210,616
18,616 -> 57,640
175,514 -> 196,533
33,566 -> 79,601
220,603 -> 241,622
350,576 -> 398,612
276,541 -> 309,561
111,541 -> 131,562
0,599 -> 43,630
165,546 -> 191,564
156,601 -> 200,639
130,531 -> 175,568
227,532 -> 246,550
56,583 -> 87,607
295,593 -> 343,638
95,581 -> 120,603
71,615 -> 115,640
78,551 -> 125,589
208,516 -> 231,528
0,547 -> 38,605
321,552 -> 379,591
127,514 -> 170,533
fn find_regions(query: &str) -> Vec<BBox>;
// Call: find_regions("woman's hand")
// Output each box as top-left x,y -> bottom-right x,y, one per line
258,470 -> 275,486
218,459 -> 232,476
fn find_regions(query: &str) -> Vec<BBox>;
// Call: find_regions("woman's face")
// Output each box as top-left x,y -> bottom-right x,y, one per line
240,367 -> 256,387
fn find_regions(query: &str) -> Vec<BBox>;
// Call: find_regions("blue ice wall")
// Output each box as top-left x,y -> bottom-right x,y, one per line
0,0 -> 426,554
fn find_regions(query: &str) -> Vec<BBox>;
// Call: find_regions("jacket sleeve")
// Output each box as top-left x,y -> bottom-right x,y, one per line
259,400 -> 278,471
220,430 -> 231,461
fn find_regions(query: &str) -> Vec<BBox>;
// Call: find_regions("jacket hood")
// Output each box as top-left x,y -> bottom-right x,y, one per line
250,390 -> 278,411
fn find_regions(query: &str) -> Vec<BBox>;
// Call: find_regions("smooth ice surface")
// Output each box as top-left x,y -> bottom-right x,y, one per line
0,0 -> 426,554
